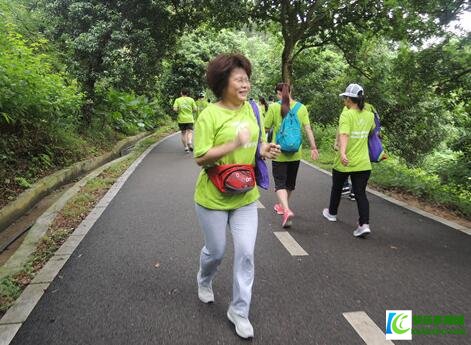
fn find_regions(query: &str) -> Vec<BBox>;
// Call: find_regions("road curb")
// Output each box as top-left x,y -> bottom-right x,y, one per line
301,159 -> 471,235
0,132 -> 178,345
0,132 -> 149,234
0,153 -> 134,280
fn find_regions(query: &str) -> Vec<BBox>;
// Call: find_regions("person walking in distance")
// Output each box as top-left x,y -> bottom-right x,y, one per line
173,88 -> 197,152
264,83 -> 319,228
195,92 -> 209,120
258,96 -> 269,119
193,53 -> 280,339
322,83 -> 375,238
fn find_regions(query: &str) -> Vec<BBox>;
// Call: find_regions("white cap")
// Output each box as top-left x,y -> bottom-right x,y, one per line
339,83 -> 364,98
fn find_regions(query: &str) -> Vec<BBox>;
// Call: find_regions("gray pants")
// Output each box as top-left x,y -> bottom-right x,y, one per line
195,202 -> 258,318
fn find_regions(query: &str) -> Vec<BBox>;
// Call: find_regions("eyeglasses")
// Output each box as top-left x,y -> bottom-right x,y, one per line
232,77 -> 250,84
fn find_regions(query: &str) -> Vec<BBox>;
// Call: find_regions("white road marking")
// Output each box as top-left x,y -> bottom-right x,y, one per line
343,311 -> 395,345
256,200 -> 265,209
273,232 -> 308,256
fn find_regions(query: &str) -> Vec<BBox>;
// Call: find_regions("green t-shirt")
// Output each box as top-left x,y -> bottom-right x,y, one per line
333,107 -> 375,172
257,103 -> 266,120
264,101 -> 310,162
193,102 -> 264,210
173,96 -> 196,124
195,98 -> 209,119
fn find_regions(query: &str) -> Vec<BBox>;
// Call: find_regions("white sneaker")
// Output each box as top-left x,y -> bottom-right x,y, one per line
227,307 -> 254,339
353,224 -> 371,238
197,270 -> 214,303
322,208 -> 337,222
198,285 -> 214,303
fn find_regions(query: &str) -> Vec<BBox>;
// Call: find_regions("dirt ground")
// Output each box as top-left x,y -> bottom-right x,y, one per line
373,187 -> 471,229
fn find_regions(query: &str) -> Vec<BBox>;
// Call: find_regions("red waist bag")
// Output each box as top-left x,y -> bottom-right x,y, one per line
206,164 -> 255,194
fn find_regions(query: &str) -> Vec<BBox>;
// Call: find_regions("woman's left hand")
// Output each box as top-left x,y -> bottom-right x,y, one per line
260,142 -> 281,159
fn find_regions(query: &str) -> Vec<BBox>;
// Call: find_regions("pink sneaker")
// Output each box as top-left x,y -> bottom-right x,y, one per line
273,203 -> 284,215
281,209 -> 294,228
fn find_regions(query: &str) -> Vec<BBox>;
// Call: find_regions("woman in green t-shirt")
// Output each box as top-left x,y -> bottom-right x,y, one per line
264,83 -> 319,228
258,96 -> 268,119
193,53 -> 280,339
322,83 -> 375,238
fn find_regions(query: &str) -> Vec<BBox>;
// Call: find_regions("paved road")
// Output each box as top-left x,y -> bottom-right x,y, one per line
10,134 -> 471,344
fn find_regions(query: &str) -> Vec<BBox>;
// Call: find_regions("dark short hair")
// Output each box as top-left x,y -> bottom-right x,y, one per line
181,88 -> 189,96
206,53 -> 252,99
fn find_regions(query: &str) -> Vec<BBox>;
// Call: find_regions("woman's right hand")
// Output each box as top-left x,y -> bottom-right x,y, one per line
235,127 -> 251,147
340,153 -> 349,166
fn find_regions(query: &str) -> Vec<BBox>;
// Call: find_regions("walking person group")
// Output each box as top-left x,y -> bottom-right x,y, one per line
186,52 -> 377,339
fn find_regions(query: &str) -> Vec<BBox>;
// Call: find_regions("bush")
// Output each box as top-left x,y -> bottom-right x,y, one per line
308,123 -> 337,169
95,88 -> 164,135
371,158 -> 471,218
0,22 -> 86,192
0,23 -> 84,132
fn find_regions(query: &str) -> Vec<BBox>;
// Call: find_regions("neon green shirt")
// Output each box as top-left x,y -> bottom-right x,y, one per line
195,98 -> 209,119
173,96 -> 196,124
258,103 -> 266,120
193,102 -> 265,210
333,107 -> 375,172
264,101 -> 310,162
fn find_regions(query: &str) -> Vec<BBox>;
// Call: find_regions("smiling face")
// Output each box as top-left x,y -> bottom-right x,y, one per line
222,67 -> 251,105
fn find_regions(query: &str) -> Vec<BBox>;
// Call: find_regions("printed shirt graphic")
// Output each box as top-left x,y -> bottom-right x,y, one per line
173,96 -> 196,123
193,102 -> 264,210
333,108 -> 375,172
264,101 -> 310,162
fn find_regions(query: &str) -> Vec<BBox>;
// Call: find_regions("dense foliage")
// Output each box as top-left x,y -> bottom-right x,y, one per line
0,18 -> 86,199
157,29 -> 281,110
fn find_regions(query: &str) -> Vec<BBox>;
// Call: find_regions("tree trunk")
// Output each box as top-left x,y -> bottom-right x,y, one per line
281,39 -> 295,85
81,78 -> 96,128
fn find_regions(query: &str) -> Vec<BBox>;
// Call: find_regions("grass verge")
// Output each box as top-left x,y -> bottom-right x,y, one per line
0,126 -> 174,316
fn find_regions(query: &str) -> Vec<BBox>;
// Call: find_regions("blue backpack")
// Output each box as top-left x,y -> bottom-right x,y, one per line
276,102 -> 302,152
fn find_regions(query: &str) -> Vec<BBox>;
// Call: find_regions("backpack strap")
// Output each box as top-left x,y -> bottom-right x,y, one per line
249,100 -> 262,142
279,101 -> 302,118
290,102 -> 302,116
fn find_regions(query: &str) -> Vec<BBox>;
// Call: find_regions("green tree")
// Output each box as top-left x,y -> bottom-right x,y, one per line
158,28 -> 280,109
44,1 -> 206,125
251,0 -> 467,84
